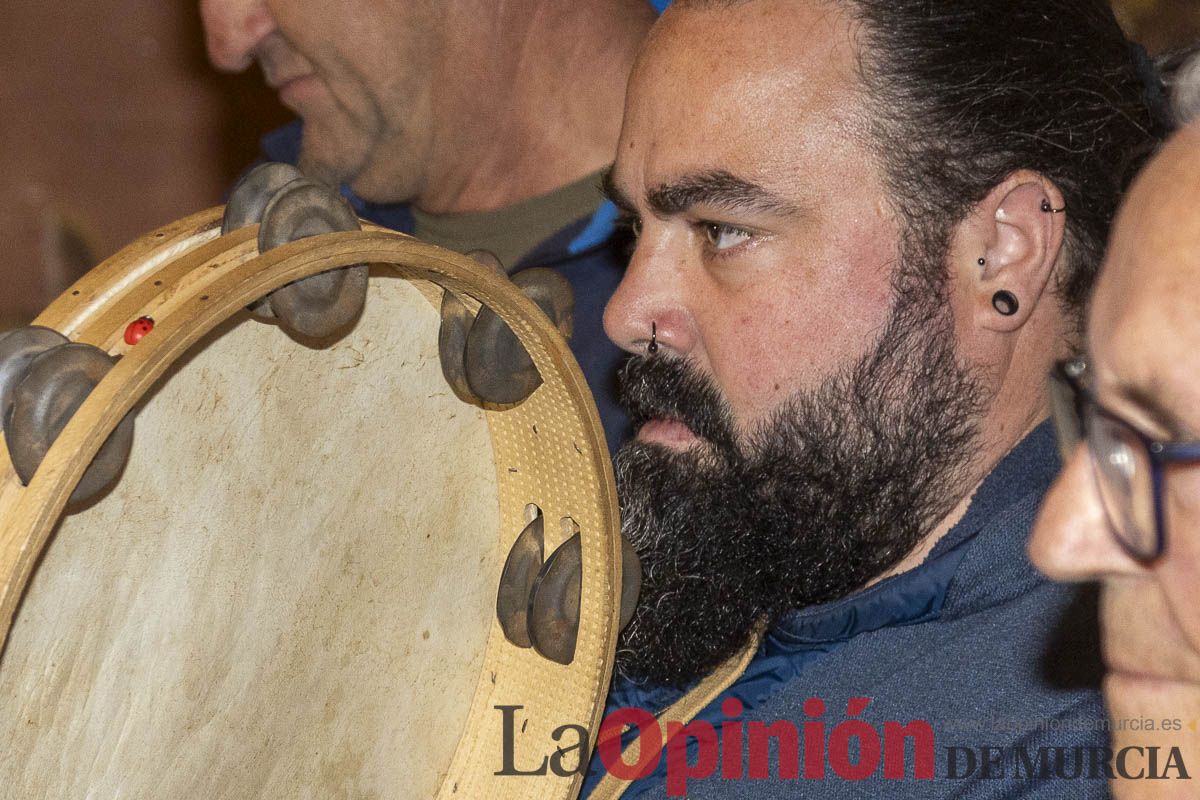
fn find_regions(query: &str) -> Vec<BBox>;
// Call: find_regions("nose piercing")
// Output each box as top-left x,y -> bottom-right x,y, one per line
1041,199 -> 1066,214
648,322 -> 659,355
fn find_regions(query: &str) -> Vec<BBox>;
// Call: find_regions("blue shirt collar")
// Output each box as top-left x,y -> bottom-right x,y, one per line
769,420 -> 1057,648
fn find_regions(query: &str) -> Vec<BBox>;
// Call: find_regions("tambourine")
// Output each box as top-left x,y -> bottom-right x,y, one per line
0,172 -> 626,799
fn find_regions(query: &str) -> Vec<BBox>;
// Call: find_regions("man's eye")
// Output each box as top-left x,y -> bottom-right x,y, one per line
617,215 -> 643,238
702,223 -> 752,251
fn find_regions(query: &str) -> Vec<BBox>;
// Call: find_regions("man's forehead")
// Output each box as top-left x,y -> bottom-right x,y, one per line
1096,127 -> 1200,320
1091,124 -> 1200,413
636,0 -> 860,90
616,0 -> 868,196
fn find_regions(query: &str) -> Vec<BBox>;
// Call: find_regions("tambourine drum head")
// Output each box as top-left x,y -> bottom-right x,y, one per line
1,277 -> 499,797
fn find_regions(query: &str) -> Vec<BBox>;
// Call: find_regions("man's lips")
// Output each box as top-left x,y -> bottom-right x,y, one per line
1105,670 -> 1200,699
637,417 -> 700,448
262,61 -> 317,98
268,72 -> 310,89
274,74 -> 321,108
1104,653 -> 1200,692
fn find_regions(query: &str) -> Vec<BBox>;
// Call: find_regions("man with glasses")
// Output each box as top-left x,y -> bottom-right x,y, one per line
1031,121 -> 1200,800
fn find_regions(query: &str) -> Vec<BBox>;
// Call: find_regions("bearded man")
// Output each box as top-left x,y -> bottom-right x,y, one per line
586,0 -> 1168,796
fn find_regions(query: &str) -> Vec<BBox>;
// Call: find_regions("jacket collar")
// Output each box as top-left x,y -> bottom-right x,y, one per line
768,421 -> 1059,649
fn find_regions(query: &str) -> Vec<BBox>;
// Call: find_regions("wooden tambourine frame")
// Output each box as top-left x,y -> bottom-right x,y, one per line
0,208 -> 622,799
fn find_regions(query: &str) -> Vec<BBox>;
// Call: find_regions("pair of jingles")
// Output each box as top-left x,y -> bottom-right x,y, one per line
0,166 -> 757,799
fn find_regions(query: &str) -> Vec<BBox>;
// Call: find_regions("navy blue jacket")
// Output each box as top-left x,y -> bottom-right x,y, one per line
583,423 -> 1110,798
260,123 -> 631,451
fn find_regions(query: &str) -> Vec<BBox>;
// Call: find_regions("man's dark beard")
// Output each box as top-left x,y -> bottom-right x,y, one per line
613,276 -> 988,688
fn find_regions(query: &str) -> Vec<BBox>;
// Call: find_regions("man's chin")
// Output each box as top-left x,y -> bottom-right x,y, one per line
296,141 -> 352,190
1103,676 -> 1200,799
295,117 -> 373,192
1104,670 -> 1200,724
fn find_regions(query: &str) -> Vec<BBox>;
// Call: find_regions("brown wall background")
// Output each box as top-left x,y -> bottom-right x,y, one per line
1115,0 -> 1200,53
1,1 -> 1197,328
0,1 -> 287,328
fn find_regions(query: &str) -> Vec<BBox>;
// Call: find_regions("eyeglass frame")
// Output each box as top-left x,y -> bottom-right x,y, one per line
1050,357 -> 1200,562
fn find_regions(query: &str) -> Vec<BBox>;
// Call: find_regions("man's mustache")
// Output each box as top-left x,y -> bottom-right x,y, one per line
617,355 -> 739,454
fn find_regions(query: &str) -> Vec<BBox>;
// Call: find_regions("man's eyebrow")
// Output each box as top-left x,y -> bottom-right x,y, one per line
1120,381 -> 1192,441
646,170 -> 798,217
601,166 -> 635,212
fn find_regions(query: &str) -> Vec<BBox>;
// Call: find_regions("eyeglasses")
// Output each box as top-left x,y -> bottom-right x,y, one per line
1049,357 -> 1200,562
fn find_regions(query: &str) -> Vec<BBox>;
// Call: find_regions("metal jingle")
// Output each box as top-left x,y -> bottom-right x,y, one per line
438,250 -> 507,404
465,249 -> 505,276
619,534 -> 642,633
6,342 -> 135,505
438,291 -> 476,403
0,326 -> 70,432
245,295 -> 278,321
259,180 -> 367,339
513,268 -> 574,339
464,268 -> 574,406
528,531 -> 582,665
222,163 -> 306,321
268,265 -> 369,339
221,162 -> 305,235
496,511 -> 545,648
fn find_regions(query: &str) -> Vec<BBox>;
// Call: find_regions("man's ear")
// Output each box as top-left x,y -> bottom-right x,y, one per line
948,170 -> 1066,334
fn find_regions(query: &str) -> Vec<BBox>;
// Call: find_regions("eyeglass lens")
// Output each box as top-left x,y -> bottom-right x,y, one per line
1049,371 -> 1083,461
1086,407 -> 1159,559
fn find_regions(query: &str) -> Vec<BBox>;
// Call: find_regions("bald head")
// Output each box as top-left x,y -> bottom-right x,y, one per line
1088,122 -> 1200,427
1097,121 -> 1200,312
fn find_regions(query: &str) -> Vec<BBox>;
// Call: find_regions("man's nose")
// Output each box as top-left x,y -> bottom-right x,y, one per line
1029,445 -> 1147,580
602,230 -> 697,359
199,0 -> 277,72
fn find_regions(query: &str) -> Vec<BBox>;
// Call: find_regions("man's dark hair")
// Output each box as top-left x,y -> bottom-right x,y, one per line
846,0 -> 1166,321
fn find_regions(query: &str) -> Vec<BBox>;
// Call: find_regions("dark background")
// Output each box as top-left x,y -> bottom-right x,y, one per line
1,0 -> 1196,327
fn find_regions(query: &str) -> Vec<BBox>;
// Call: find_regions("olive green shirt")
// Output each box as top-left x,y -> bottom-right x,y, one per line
411,170 -> 605,272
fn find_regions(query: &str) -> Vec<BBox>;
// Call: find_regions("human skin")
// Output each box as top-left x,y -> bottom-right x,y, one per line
1030,122 -> 1200,798
603,0 -> 1072,574
199,0 -> 654,211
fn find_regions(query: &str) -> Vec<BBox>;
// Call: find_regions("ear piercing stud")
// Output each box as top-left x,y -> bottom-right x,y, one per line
992,290 -> 1019,316
648,321 -> 659,355
1041,199 -> 1066,214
